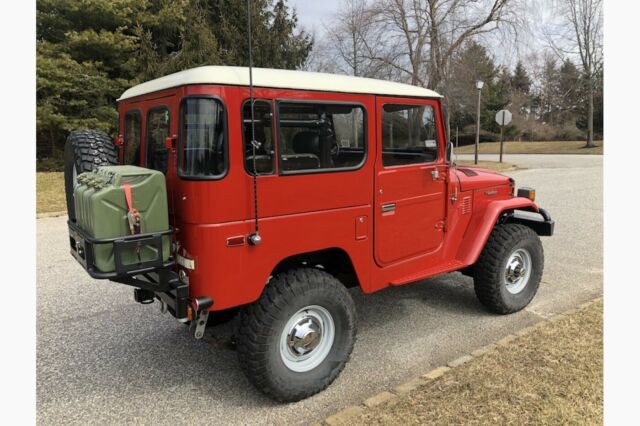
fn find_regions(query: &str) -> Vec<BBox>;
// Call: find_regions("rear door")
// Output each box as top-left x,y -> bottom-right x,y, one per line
374,97 -> 447,266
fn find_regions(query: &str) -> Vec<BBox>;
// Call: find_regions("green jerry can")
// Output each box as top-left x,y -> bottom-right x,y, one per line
73,165 -> 171,273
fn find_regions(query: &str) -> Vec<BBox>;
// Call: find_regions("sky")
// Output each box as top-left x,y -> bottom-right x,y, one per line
288,0 -> 340,37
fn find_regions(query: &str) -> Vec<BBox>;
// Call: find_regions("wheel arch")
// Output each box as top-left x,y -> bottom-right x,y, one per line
271,247 -> 362,289
456,198 -> 539,267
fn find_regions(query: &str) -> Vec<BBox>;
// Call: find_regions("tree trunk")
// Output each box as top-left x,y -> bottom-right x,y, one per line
586,76 -> 594,148
50,127 -> 56,158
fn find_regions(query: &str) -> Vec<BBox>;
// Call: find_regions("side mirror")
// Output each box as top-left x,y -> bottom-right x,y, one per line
445,142 -> 454,164
165,134 -> 177,151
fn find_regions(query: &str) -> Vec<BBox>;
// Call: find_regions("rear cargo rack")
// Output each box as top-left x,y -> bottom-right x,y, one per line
68,220 -> 174,279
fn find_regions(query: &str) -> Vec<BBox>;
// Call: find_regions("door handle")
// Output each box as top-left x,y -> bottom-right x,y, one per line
431,169 -> 439,180
381,203 -> 396,213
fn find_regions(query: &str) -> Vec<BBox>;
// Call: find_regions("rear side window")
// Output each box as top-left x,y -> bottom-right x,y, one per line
123,111 -> 141,165
179,98 -> 227,178
277,102 -> 365,173
146,107 -> 170,174
382,104 -> 438,166
243,100 -> 275,175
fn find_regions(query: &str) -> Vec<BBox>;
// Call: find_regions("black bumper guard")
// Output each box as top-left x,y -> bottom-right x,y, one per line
510,207 -> 555,236
67,220 -> 189,320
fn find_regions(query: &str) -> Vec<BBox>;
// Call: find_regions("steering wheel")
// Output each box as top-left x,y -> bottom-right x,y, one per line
330,139 -> 340,160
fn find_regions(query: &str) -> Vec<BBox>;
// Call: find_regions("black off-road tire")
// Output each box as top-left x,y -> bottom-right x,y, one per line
236,268 -> 357,402
64,130 -> 118,221
473,224 -> 544,314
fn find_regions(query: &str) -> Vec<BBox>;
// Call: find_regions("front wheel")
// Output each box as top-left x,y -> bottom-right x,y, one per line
236,268 -> 356,402
473,224 -> 544,314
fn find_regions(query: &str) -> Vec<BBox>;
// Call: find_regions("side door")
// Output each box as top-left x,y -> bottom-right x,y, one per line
374,97 -> 447,267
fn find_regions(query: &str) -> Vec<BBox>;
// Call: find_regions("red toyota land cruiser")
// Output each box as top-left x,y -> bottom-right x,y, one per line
64,66 -> 554,402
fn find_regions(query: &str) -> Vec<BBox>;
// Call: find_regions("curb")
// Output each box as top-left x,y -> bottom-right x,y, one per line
316,296 -> 603,425
37,211 -> 67,219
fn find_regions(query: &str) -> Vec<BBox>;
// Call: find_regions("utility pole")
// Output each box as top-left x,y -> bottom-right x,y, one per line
474,80 -> 484,165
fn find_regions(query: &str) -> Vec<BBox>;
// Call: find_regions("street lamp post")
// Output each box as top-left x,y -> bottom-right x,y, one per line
474,80 -> 484,165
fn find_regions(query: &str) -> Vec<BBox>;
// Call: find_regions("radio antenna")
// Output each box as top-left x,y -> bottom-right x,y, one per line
247,0 -> 262,245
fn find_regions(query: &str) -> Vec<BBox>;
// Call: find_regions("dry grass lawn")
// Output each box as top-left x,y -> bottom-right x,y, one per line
352,300 -> 603,425
37,172 -> 65,214
455,140 -> 603,155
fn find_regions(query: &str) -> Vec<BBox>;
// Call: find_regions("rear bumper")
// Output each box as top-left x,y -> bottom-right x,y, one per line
67,220 -> 189,320
510,207 -> 555,236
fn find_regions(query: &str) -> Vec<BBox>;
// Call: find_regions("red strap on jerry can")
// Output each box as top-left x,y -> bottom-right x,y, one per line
122,182 -> 142,235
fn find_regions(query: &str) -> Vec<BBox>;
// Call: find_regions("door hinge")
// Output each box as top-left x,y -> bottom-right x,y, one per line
435,220 -> 446,232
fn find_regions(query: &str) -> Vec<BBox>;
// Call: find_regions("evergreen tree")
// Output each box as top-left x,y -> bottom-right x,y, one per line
446,42 -> 510,136
36,0 -> 312,167
510,61 -> 531,95
556,60 -> 581,125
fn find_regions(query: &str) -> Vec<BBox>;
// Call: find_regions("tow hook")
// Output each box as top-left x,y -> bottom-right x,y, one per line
133,288 -> 155,304
190,296 -> 213,340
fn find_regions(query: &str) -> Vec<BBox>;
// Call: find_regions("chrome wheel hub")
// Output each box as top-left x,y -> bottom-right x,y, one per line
288,317 -> 322,355
504,248 -> 532,294
280,305 -> 335,373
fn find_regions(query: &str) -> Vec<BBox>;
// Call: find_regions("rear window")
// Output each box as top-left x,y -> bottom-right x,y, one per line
123,111 -> 141,165
179,97 -> 227,178
146,107 -> 170,174
243,100 -> 275,175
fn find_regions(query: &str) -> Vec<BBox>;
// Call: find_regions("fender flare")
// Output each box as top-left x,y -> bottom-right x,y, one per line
456,198 -> 538,266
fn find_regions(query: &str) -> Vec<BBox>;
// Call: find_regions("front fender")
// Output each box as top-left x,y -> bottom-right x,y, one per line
456,197 -> 538,266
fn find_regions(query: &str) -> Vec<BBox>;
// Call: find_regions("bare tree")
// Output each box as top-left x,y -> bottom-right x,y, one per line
544,0 -> 603,147
360,0 -> 519,91
323,0 -> 389,77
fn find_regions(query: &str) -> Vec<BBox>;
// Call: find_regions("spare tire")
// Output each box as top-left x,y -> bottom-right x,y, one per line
64,130 -> 118,222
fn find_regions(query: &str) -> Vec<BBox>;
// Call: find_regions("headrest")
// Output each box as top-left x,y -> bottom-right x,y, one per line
292,131 -> 320,154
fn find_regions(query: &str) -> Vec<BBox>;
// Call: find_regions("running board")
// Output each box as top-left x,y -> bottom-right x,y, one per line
390,260 -> 465,286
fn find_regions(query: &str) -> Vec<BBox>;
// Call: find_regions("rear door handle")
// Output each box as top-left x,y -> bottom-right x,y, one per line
381,203 -> 396,213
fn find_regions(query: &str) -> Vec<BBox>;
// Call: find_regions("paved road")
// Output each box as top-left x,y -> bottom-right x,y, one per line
37,154 -> 602,425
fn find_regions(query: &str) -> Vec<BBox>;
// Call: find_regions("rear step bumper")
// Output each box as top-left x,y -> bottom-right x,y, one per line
67,220 -> 189,320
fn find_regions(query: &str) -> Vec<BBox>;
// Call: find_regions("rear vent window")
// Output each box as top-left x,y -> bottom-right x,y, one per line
179,98 -> 227,179
124,111 -> 141,165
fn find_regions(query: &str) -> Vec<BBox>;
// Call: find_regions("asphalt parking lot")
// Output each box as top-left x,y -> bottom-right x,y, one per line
36,154 -> 602,425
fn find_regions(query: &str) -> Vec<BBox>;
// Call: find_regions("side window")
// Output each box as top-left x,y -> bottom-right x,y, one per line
278,102 -> 365,173
146,107 -> 170,174
179,97 -> 227,178
123,111 -> 141,165
243,100 -> 275,175
382,104 -> 438,166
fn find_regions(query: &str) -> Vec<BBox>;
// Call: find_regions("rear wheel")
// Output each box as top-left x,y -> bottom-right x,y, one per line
473,224 -> 544,314
64,130 -> 118,221
236,268 -> 356,402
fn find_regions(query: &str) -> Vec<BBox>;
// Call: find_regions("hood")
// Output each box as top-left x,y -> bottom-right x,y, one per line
454,166 -> 512,191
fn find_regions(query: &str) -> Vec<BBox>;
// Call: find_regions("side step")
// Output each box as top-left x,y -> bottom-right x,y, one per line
390,260 -> 465,286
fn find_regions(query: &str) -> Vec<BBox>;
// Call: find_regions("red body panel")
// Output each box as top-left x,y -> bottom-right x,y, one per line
117,84 -> 532,310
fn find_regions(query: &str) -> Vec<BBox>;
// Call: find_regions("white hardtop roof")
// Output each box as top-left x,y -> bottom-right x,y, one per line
118,66 -> 442,101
